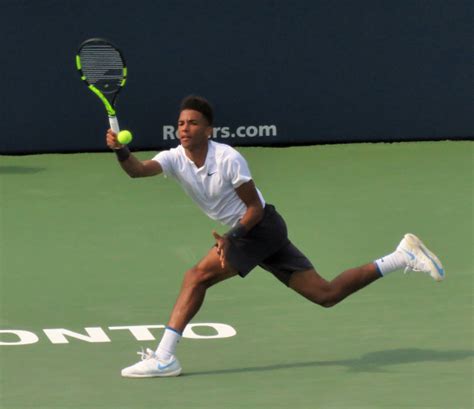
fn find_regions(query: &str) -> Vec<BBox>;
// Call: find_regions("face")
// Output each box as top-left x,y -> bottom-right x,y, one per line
177,109 -> 212,150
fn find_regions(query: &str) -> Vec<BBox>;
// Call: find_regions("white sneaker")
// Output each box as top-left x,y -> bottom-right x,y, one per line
396,233 -> 445,282
121,348 -> 182,378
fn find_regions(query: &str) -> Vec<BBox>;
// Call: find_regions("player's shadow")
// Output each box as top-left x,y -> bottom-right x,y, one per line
185,348 -> 474,377
0,166 -> 45,174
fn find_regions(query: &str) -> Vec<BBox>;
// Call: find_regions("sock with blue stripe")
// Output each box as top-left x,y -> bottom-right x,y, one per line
375,250 -> 409,276
156,326 -> 182,360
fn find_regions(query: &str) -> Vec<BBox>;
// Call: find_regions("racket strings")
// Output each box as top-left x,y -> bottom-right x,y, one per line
79,45 -> 124,93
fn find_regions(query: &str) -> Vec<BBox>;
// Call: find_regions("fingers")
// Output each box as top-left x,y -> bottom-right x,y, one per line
213,241 -> 225,267
106,129 -> 123,150
212,230 -> 223,254
212,230 -> 227,268
219,249 -> 226,269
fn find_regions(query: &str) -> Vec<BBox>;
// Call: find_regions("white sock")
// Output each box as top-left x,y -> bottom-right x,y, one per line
155,327 -> 181,360
375,250 -> 409,276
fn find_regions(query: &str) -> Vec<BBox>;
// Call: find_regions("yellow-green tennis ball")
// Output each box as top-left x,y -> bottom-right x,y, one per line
117,130 -> 133,145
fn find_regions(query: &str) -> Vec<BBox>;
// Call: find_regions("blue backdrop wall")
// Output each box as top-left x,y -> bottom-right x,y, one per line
1,0 -> 472,154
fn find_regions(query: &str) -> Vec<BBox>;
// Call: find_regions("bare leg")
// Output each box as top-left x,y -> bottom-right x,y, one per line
288,263 -> 381,308
167,247 -> 238,332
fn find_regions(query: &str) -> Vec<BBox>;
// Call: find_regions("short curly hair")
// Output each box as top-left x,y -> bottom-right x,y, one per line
180,95 -> 214,125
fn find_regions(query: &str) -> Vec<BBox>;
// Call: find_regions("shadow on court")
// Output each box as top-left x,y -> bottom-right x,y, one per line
185,348 -> 474,377
0,165 -> 45,174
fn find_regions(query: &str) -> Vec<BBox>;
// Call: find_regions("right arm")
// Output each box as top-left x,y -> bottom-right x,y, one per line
106,129 -> 162,178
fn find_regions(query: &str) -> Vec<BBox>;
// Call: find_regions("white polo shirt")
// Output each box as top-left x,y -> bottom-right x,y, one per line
152,140 -> 265,227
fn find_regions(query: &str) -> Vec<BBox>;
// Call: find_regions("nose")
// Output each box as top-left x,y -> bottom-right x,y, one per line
179,123 -> 190,139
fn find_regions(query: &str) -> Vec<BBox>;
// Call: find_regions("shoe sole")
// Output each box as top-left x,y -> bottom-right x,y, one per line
121,368 -> 182,378
404,233 -> 445,282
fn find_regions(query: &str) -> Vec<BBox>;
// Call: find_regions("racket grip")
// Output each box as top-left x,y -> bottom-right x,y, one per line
109,116 -> 120,134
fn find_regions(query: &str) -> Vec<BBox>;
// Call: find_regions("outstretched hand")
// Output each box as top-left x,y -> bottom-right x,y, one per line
212,230 -> 230,269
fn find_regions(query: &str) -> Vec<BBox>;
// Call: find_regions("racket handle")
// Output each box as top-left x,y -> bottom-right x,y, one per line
109,116 -> 120,134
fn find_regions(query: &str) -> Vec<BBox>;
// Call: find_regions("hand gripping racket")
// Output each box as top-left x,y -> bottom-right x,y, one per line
76,38 -> 127,134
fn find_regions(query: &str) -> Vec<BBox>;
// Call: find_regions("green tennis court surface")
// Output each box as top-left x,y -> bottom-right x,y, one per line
1,141 -> 472,409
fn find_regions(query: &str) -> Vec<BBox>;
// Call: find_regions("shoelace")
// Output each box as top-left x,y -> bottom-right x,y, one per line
137,347 -> 156,361
404,255 -> 428,274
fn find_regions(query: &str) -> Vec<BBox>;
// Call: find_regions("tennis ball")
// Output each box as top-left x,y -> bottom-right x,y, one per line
117,130 -> 133,145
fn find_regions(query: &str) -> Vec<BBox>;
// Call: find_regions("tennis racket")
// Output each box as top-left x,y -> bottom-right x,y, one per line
76,38 -> 127,134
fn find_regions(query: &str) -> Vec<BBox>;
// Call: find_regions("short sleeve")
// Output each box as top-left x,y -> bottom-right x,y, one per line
225,150 -> 252,188
152,150 -> 174,177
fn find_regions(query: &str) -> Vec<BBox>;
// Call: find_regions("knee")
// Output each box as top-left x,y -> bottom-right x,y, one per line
319,299 -> 337,309
309,293 -> 338,309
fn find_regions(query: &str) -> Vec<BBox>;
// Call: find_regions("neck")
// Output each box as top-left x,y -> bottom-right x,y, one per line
184,141 -> 209,168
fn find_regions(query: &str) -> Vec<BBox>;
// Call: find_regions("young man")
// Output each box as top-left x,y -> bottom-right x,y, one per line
106,95 -> 445,378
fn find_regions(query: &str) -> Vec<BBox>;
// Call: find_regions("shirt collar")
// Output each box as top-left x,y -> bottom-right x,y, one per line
179,140 -> 216,173
204,141 -> 217,174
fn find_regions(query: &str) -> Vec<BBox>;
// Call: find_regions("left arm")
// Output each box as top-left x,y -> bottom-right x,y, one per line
212,180 -> 264,268
233,180 -> 264,231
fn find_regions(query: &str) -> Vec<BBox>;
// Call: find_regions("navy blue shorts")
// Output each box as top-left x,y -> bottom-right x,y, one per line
225,204 -> 314,286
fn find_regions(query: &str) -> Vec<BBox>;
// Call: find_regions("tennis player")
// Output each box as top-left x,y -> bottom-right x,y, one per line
106,95 -> 445,378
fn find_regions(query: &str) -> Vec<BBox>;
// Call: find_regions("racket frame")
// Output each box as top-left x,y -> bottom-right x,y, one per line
76,38 -> 127,133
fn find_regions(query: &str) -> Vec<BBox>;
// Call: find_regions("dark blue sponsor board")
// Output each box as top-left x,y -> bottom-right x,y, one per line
1,0 -> 472,154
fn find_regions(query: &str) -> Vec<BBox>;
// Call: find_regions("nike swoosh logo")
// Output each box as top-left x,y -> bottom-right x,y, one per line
419,248 -> 445,277
403,249 -> 416,261
207,172 -> 216,176
157,360 -> 175,371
